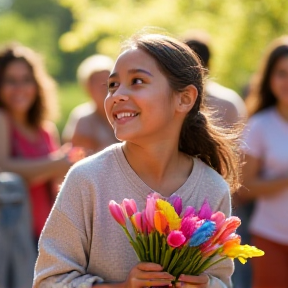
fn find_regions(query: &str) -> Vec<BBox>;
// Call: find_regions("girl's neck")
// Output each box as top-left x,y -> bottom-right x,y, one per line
122,142 -> 193,197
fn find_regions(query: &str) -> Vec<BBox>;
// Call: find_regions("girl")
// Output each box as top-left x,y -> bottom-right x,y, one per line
33,32 -> 241,288
0,43 -> 81,242
242,36 -> 288,288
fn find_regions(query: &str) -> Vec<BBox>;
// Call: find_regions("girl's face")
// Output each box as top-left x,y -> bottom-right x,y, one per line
0,60 -> 37,115
270,55 -> 288,107
105,48 -> 178,143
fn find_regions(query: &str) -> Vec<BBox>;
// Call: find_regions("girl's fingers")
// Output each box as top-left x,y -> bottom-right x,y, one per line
175,274 -> 210,288
136,262 -> 164,271
135,278 -> 173,287
137,271 -> 174,281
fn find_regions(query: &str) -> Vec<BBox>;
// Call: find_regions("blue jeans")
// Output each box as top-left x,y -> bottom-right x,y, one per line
0,173 -> 36,288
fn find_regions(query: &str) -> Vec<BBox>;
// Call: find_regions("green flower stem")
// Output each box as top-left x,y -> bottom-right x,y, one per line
122,226 -> 142,260
167,245 -> 189,273
155,231 -> 160,264
192,249 -> 219,275
149,232 -> 155,263
140,234 -> 150,261
182,252 -> 202,275
195,256 -> 228,275
136,235 -> 147,261
122,226 -> 132,241
171,247 -> 197,278
160,236 -> 167,266
163,245 -> 174,271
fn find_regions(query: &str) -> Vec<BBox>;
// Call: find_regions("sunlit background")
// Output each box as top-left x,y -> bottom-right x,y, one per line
1,0 -> 287,133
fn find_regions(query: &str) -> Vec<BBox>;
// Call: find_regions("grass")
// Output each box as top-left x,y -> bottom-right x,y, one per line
56,82 -> 88,135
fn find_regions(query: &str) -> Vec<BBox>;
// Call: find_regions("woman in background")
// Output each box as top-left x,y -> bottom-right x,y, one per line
0,43 -> 82,242
243,36 -> 288,288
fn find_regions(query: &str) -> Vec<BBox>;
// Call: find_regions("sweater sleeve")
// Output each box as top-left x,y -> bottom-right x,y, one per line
33,165 -> 103,288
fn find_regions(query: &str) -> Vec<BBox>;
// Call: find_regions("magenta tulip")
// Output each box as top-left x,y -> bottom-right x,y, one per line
167,230 -> 186,248
180,216 -> 197,239
141,209 -> 151,234
198,199 -> 212,220
168,194 -> 182,216
183,206 -> 196,218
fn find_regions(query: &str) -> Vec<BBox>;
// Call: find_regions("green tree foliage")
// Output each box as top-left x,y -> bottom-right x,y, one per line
0,11 -> 60,75
57,0 -> 288,94
0,0 -> 97,82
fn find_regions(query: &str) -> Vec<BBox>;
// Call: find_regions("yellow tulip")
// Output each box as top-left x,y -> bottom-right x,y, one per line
222,243 -> 265,264
156,199 -> 181,230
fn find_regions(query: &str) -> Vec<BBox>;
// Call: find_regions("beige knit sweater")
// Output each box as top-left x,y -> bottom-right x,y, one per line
33,143 -> 234,288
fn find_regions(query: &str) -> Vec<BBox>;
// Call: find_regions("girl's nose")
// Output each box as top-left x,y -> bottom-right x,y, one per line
110,86 -> 129,103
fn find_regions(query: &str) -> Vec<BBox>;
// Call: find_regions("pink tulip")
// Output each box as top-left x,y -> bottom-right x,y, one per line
167,230 -> 186,248
198,199 -> 212,220
122,198 -> 137,217
131,212 -> 143,233
148,192 -> 161,200
108,200 -> 126,226
211,216 -> 241,244
145,197 -> 156,229
211,211 -> 226,230
141,210 -> 151,234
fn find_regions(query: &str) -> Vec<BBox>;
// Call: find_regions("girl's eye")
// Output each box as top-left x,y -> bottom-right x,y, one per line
108,82 -> 119,90
132,78 -> 143,85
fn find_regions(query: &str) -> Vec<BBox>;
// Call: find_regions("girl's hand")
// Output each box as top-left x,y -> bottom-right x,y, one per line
175,274 -> 210,288
122,262 -> 175,288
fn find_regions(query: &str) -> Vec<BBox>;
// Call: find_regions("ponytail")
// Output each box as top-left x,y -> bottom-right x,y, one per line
179,108 -> 242,193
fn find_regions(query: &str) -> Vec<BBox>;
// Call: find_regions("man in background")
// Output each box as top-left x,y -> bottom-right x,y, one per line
62,54 -> 118,154
184,30 -> 247,127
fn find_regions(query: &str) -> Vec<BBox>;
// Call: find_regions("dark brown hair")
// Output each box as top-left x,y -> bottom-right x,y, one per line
0,43 -> 58,127
245,36 -> 288,117
122,33 -> 241,192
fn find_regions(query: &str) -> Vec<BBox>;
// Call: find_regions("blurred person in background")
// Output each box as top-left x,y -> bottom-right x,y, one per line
62,54 -> 118,153
183,30 -> 247,127
183,31 -> 251,288
242,36 -> 288,288
0,43 -> 83,245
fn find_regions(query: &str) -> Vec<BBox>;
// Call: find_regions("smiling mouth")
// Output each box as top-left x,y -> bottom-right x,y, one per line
114,112 -> 139,120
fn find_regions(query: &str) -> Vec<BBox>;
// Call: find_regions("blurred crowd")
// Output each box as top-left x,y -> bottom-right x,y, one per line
0,29 -> 288,288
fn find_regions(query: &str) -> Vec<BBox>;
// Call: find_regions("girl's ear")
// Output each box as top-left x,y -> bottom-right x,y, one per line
176,84 -> 198,113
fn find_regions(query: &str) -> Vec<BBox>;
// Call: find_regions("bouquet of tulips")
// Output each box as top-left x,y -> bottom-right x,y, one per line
109,193 -> 264,281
